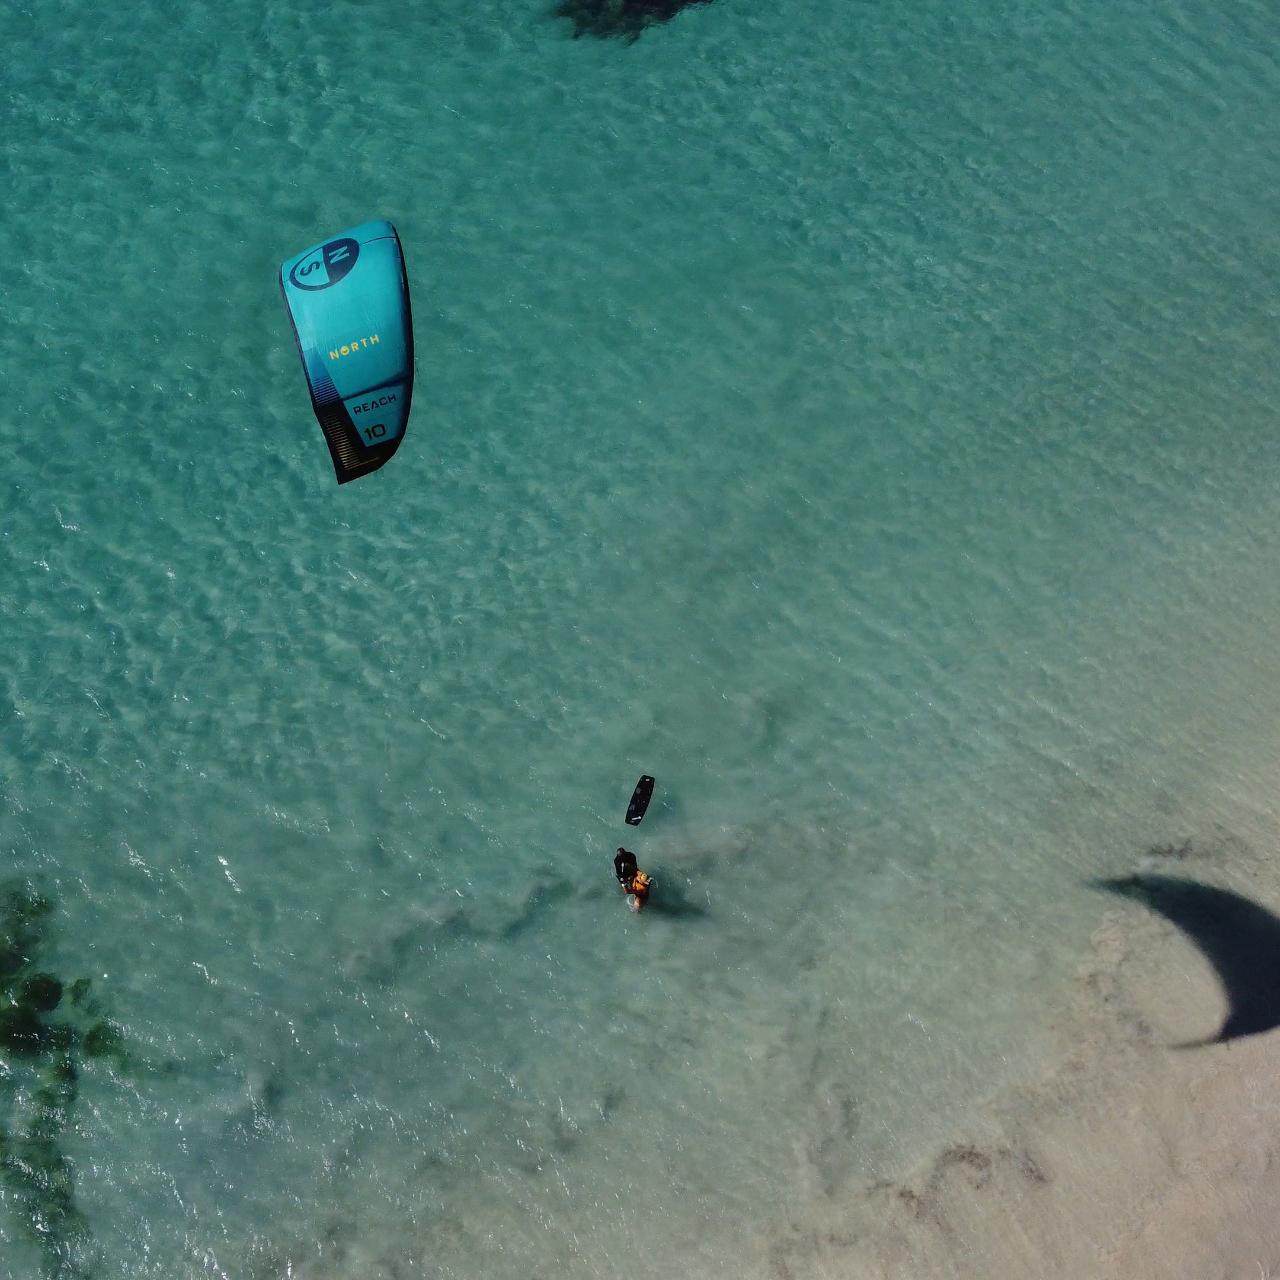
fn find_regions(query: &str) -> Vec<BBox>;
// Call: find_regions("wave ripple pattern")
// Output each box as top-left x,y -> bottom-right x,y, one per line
5,0 -> 1280,1277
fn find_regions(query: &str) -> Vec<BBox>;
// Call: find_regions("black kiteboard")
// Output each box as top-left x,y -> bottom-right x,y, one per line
625,775 -> 655,826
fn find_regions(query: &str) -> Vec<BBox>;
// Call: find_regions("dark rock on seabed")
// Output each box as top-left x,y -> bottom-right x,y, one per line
554,0 -> 716,42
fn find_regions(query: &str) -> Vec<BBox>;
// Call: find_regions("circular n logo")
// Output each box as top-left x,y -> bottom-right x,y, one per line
289,237 -> 360,291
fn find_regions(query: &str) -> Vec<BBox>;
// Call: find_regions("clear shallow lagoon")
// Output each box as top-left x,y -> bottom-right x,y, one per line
5,0 -> 1280,1275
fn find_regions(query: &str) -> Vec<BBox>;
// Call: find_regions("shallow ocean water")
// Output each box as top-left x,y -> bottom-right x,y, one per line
5,0 -> 1280,1275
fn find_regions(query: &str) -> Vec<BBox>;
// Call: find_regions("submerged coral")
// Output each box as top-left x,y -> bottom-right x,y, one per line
553,0 -> 716,42
0,881 -> 124,1277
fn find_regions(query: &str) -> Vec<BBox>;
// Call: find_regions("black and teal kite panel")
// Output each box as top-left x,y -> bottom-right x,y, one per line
280,220 -> 414,484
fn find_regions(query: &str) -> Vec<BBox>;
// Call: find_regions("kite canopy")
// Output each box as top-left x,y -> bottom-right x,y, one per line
280,220 -> 414,484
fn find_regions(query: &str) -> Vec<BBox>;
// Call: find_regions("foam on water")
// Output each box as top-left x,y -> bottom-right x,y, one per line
5,0 -> 1280,1275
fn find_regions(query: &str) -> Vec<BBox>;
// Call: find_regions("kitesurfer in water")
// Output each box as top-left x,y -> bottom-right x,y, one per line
614,847 -> 637,885
614,848 -> 653,911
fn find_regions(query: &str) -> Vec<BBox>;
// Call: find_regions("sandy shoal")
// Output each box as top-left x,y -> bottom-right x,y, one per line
766,868 -> 1280,1280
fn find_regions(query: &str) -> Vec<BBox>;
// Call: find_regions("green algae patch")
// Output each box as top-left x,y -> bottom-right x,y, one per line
21,973 -> 64,1013
0,880 -> 125,1277
82,1020 -> 123,1060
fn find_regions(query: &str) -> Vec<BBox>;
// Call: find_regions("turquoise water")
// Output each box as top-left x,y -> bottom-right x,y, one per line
5,0 -> 1280,1275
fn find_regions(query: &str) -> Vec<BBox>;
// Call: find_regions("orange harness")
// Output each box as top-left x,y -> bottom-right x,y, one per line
625,871 -> 652,899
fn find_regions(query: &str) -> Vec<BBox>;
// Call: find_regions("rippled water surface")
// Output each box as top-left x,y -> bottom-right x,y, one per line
5,0 -> 1280,1275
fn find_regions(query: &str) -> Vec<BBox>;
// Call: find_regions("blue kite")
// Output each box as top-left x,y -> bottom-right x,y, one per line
280,220 -> 414,483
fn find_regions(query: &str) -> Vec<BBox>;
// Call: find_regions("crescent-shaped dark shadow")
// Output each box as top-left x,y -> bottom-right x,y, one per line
1094,875 -> 1280,1046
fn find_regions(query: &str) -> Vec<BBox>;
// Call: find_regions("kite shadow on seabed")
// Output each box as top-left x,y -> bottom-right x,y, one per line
1094,874 -> 1280,1047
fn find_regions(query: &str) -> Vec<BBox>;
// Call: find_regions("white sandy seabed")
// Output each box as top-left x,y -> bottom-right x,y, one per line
757,824 -> 1280,1280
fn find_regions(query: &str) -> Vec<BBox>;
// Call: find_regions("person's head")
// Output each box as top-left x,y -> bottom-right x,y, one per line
633,871 -> 652,892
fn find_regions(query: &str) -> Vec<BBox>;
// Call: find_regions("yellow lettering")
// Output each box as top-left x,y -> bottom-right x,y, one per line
326,335 -> 382,360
